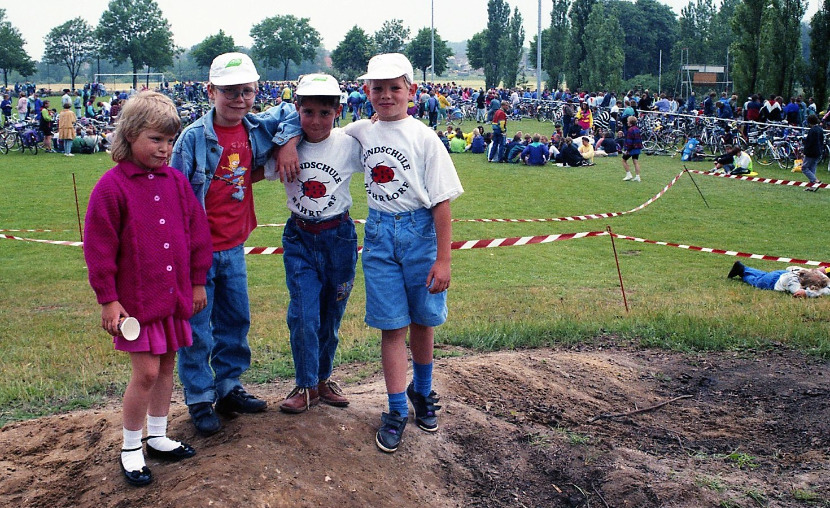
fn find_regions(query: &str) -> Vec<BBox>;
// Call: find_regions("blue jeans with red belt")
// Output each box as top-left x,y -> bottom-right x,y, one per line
282,215 -> 358,388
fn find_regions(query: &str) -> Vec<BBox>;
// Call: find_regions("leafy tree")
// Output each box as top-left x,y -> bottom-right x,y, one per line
529,0 -> 570,90
96,0 -> 175,88
501,7 -> 525,89
484,0 -> 511,89
466,31 -> 487,72
0,9 -> 36,87
406,27 -> 452,81
614,0 -> 678,80
330,26 -> 375,81
709,0 -> 739,67
250,15 -> 320,81
375,19 -> 410,54
44,18 -> 96,91
759,0 -> 805,97
808,0 -> 830,108
675,0 -> 716,66
191,30 -> 236,71
730,0 -> 767,99
566,0 -> 596,89
581,3 -> 624,92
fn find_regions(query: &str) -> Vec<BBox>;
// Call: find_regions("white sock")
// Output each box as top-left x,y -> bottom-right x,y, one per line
121,427 -> 145,471
146,415 -> 181,452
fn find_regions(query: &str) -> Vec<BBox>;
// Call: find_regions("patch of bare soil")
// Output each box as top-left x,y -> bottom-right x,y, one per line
1,344 -> 828,507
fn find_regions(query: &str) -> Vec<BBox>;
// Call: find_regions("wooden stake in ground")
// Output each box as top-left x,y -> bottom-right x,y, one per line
607,225 -> 628,313
73,173 -> 83,242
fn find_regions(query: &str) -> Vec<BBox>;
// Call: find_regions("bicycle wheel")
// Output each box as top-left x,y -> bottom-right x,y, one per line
28,142 -> 38,155
6,131 -> 20,149
448,111 -> 463,127
0,138 -> 7,154
776,145 -> 793,170
755,145 -> 773,165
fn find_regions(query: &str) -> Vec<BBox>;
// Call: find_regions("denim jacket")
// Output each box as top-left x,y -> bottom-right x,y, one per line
171,102 -> 301,207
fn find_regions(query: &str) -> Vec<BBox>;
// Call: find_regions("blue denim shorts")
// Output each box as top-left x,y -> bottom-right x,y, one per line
362,207 -> 448,330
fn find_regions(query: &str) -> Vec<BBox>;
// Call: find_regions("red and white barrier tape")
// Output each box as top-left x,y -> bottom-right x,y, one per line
0,228 -> 67,232
687,169 -> 829,189
257,169 -> 686,228
0,233 -> 83,247
5,230 -> 826,267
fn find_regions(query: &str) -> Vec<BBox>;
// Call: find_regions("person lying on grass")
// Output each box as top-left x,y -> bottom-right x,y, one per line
727,261 -> 830,298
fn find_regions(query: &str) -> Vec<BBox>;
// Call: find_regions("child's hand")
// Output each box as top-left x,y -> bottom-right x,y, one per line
426,259 -> 451,294
276,137 -> 300,182
793,289 -> 807,298
101,301 -> 128,337
193,285 -> 207,314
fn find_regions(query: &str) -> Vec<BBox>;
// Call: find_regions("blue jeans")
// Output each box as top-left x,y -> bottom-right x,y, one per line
178,244 -> 252,405
362,208 -> 448,330
802,156 -> 819,183
489,131 -> 505,161
741,266 -> 787,290
282,216 -> 358,387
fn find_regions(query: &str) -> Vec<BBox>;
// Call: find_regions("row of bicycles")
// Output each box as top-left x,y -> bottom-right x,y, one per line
636,114 -> 830,171
0,116 -> 110,155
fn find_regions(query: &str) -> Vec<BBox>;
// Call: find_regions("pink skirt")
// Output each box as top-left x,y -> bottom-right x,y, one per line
114,315 -> 193,355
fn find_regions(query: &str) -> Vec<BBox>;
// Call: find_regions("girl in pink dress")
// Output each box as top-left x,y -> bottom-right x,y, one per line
83,91 -> 213,487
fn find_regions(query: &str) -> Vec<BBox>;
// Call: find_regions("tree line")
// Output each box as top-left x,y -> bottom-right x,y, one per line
1,0 -> 828,109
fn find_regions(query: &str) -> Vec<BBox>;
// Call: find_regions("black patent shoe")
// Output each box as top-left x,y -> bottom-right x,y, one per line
144,437 -> 196,461
120,447 -> 152,486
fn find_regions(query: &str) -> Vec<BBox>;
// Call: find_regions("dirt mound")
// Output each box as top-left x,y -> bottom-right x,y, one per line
1,345 -> 828,507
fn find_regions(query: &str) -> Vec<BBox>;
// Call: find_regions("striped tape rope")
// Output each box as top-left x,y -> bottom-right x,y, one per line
257,169 -> 687,228
686,169 -> 829,189
3,230 -> 826,266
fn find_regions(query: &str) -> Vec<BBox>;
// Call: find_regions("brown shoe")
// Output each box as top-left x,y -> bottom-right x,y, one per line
279,386 -> 319,414
318,379 -> 349,407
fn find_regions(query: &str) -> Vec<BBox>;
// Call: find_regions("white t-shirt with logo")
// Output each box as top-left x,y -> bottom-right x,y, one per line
344,117 -> 464,213
265,129 -> 362,219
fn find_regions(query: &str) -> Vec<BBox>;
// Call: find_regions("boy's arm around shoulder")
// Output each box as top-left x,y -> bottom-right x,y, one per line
259,102 -> 301,181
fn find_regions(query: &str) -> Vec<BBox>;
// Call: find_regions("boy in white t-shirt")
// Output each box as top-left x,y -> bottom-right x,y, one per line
265,74 -> 362,414
344,54 -> 464,453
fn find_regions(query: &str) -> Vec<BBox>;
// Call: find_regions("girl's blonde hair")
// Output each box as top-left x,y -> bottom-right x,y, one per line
110,91 -> 181,163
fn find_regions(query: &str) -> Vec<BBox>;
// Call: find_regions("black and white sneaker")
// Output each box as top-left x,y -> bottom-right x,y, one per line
406,383 -> 441,432
375,411 -> 408,453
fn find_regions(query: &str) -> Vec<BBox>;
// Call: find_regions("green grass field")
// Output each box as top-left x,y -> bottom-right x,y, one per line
2,117 -> 829,425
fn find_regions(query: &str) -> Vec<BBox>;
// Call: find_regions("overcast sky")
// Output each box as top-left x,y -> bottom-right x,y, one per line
6,0 -> 822,62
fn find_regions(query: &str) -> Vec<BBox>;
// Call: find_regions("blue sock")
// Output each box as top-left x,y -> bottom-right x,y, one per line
388,391 -> 408,417
412,361 -> 433,397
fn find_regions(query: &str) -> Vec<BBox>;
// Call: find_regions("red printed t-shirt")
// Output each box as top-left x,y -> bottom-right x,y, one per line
204,123 -> 256,251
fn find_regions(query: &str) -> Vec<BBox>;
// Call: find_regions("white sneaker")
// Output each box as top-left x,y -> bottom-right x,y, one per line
65,153 -> 74,157
633,175 -> 641,182
623,173 -> 633,181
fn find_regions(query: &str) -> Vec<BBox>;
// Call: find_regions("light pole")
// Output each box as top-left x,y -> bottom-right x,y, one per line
431,0 -> 435,84
536,0 -> 542,97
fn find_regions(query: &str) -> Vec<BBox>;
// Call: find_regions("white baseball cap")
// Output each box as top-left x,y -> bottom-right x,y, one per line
209,52 -> 260,86
296,74 -> 341,97
358,53 -> 414,83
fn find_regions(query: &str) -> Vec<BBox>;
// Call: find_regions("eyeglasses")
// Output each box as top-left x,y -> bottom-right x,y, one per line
214,87 -> 256,100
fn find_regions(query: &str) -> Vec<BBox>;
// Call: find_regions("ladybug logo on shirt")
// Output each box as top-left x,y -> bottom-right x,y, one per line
369,161 -> 398,187
300,176 -> 330,202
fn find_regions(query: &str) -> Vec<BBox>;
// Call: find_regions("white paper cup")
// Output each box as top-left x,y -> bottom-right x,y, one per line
118,317 -> 140,341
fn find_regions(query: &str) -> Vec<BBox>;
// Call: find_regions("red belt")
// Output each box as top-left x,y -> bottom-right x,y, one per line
292,213 -> 349,234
